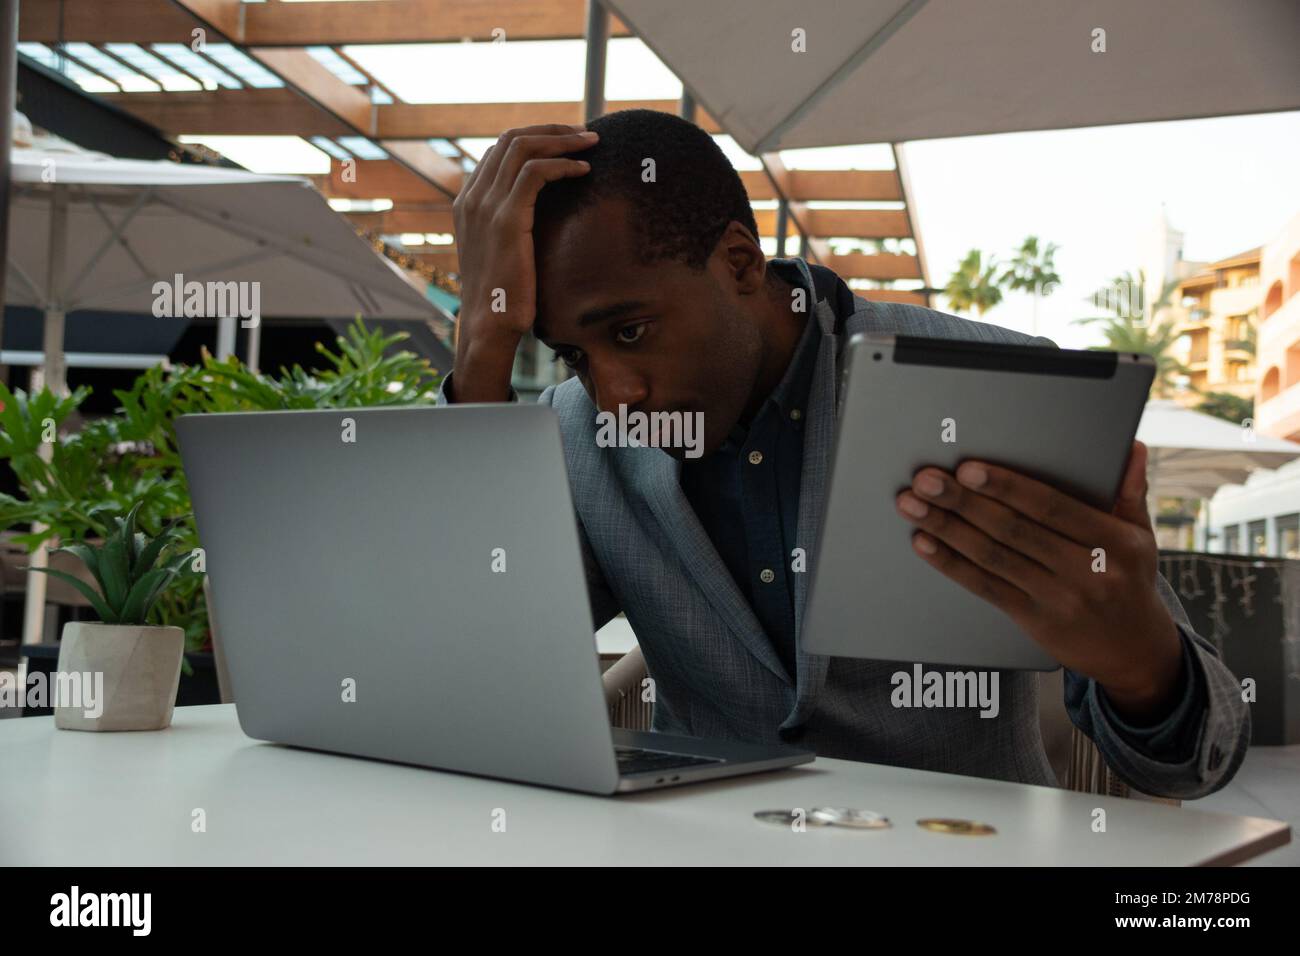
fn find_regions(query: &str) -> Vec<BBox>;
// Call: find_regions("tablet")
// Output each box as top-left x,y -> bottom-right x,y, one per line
802,333 -> 1155,671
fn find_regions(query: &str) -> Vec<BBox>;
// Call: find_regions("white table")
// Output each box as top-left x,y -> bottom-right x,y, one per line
1,704 -> 1289,866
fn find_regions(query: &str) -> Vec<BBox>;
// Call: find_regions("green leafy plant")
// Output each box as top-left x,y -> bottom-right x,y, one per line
24,502 -> 192,626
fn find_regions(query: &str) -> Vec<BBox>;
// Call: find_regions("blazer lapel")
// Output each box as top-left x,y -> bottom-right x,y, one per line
620,445 -> 793,686
784,265 -> 845,729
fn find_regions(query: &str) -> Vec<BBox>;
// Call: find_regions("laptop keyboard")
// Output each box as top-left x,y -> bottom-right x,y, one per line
615,745 -> 725,776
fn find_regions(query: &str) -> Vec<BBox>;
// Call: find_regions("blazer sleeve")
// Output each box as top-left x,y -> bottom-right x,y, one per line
1063,570 -> 1251,799
439,370 -> 623,630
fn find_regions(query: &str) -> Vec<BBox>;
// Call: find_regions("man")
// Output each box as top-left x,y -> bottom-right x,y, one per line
443,109 -> 1248,799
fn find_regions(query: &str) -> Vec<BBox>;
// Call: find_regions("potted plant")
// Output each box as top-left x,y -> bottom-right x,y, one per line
26,502 -> 193,731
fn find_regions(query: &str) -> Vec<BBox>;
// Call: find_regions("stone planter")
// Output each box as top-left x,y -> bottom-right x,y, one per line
54,622 -> 184,731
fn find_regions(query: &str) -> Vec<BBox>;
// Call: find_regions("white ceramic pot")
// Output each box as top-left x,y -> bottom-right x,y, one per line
53,622 -> 184,731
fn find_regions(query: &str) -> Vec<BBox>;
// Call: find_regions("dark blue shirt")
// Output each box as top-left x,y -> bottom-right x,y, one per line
679,261 -> 821,678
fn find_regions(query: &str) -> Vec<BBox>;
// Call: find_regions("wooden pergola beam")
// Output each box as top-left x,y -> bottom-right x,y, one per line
859,289 -> 928,306
102,88 -> 355,136
242,0 -> 633,46
344,205 -> 456,235
101,89 -> 719,140
377,99 -> 720,138
20,0 -> 197,43
174,0 -> 243,39
20,0 -> 632,45
249,47 -> 374,133
823,253 -> 922,281
376,142 -> 464,198
325,159 -> 444,202
754,208 -> 911,240
739,169 -> 902,202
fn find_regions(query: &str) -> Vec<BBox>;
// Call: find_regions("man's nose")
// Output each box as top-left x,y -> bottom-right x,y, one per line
589,358 -> 649,413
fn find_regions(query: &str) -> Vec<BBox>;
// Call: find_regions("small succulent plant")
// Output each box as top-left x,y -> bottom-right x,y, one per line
27,502 -> 192,626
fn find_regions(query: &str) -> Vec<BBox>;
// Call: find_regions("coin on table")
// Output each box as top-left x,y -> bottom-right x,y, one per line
809,807 -> 892,829
753,808 -> 832,827
916,818 -> 997,835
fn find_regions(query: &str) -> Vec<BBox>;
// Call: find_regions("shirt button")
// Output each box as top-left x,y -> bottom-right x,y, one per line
748,450 -> 764,465
759,568 -> 775,584
790,409 -> 802,421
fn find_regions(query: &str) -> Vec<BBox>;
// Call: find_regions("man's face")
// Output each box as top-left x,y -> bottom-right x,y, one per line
533,198 -> 764,459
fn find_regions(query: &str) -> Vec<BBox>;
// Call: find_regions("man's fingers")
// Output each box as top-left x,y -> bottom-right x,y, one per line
950,460 -> 1113,545
506,157 -> 593,213
1111,440 -> 1153,530
899,477 -> 1084,573
488,131 -> 599,203
909,532 -> 1035,621
897,494 -> 1057,598
461,124 -> 587,205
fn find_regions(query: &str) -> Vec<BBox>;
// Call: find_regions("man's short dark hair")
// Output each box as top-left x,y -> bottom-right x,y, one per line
534,109 -> 760,271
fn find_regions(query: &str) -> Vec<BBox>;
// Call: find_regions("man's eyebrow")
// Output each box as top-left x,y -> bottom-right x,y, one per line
577,300 -> 654,327
536,300 -> 655,343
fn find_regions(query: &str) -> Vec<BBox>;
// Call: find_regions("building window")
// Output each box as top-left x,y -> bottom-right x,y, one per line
1223,525 -> 1240,554
1248,519 -> 1268,556
1278,513 -> 1300,560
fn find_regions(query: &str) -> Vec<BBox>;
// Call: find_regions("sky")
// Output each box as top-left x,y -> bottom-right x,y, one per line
903,111 -> 1300,349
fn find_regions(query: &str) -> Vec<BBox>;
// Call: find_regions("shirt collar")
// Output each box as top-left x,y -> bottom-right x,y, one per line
763,258 -> 823,418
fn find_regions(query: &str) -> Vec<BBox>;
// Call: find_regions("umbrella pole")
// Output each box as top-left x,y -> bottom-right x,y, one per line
245,320 -> 262,373
21,185 -> 70,666
41,185 -> 69,397
216,316 -> 237,361
0,0 -> 16,377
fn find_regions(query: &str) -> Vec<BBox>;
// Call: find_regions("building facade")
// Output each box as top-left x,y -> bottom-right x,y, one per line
1172,248 -> 1261,403
1205,211 -> 1300,557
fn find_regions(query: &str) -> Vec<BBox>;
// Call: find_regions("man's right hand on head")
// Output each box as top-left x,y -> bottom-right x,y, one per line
448,124 -> 598,402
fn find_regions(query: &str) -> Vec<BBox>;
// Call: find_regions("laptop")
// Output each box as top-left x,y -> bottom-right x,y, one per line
803,333 -> 1154,670
176,404 -> 812,794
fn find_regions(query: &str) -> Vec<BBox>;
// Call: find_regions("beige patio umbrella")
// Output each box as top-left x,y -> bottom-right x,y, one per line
1136,399 -> 1300,548
605,0 -> 1300,151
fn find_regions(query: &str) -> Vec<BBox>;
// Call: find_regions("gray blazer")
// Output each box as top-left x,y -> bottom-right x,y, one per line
440,257 -> 1249,799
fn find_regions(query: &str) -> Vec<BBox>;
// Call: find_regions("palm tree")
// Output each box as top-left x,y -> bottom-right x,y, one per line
1074,269 -> 1187,398
999,236 -> 1061,336
944,249 -> 1003,316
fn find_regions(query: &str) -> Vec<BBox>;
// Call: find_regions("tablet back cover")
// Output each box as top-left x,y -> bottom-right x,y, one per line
803,334 -> 1154,670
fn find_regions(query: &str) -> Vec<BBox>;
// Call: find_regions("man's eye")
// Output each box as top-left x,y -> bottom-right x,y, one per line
616,322 -> 648,344
552,348 -> 584,369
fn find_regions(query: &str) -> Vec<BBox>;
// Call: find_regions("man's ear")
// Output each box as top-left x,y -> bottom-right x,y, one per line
717,221 -> 767,295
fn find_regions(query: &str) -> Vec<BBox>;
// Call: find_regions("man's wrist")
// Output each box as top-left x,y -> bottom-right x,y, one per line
1097,617 -> 1185,725
452,321 -> 524,403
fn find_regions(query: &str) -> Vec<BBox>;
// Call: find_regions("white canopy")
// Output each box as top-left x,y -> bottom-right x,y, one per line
1137,400 -> 1300,499
6,146 -> 440,386
605,0 -> 1300,151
